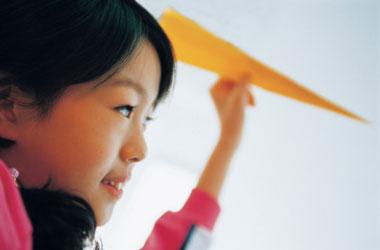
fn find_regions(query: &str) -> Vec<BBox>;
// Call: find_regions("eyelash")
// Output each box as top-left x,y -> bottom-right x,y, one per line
116,105 -> 135,118
116,105 -> 155,126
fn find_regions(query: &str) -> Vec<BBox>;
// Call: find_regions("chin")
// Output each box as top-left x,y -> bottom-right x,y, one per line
95,206 -> 114,227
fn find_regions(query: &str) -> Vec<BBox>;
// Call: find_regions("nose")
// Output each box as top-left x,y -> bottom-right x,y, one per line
119,125 -> 147,164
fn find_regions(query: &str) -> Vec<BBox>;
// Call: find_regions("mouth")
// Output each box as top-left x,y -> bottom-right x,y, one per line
101,181 -> 124,199
101,174 -> 131,199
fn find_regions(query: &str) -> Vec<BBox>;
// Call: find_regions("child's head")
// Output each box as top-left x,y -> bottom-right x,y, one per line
0,0 -> 174,232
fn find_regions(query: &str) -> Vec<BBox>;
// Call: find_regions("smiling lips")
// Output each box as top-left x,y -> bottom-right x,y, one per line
102,179 -> 124,190
101,175 -> 131,199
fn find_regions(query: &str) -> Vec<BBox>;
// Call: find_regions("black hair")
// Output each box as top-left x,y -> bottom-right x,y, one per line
19,180 -> 99,250
0,0 -> 175,146
0,0 -> 175,249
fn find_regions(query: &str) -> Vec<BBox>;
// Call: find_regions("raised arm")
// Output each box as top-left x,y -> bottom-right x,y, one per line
142,76 -> 254,249
196,75 -> 255,200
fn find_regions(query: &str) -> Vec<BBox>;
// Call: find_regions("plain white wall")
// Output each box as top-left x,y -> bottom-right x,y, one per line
97,0 -> 379,249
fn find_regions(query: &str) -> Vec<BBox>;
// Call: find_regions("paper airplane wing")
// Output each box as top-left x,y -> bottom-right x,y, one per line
159,8 -> 367,123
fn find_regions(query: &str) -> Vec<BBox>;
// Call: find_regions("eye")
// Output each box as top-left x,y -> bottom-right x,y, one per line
143,116 -> 155,130
144,116 -> 155,124
116,105 -> 136,119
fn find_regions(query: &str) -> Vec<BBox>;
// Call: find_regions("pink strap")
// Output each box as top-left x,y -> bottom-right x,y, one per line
0,159 -> 32,250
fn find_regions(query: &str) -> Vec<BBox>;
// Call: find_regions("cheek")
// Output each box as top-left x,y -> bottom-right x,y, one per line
21,111 -> 121,190
49,125 -> 119,189
17,101 -> 123,225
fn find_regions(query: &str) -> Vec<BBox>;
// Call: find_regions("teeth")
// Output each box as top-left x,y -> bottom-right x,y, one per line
103,180 -> 124,190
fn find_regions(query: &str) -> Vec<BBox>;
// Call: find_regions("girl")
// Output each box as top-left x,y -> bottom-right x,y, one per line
0,0 -> 254,249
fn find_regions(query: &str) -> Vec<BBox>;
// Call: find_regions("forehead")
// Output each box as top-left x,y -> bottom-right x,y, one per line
97,40 -> 161,108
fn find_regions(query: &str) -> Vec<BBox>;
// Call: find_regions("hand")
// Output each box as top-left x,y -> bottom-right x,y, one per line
209,75 -> 255,149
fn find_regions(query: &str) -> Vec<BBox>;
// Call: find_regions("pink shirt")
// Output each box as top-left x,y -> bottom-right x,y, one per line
0,160 -> 32,250
142,187 -> 220,249
0,159 -> 220,250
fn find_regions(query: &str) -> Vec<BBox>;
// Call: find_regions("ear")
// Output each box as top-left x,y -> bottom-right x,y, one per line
0,98 -> 18,141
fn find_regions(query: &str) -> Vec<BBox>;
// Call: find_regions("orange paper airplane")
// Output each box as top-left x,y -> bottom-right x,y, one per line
159,8 -> 367,123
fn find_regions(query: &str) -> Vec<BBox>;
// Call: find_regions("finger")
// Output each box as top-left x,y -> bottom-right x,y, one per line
210,77 -> 232,94
238,83 -> 255,107
237,79 -> 254,106
239,73 -> 251,85
233,83 -> 249,106
248,91 -> 255,106
210,77 -> 225,91
234,81 -> 247,95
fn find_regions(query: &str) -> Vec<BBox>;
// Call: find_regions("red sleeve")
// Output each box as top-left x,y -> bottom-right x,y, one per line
142,188 -> 221,250
0,159 -> 33,250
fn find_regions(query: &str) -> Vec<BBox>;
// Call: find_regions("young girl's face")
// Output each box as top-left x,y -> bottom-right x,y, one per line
0,40 -> 161,226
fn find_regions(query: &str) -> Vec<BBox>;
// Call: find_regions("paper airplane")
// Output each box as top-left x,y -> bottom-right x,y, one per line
159,8 -> 367,123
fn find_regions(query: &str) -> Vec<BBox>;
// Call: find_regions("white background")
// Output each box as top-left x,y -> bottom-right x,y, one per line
97,0 -> 379,249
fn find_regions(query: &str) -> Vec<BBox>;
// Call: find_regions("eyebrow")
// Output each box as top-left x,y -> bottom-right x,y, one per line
111,78 -> 147,97
111,78 -> 159,112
